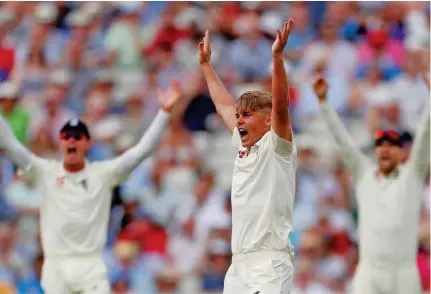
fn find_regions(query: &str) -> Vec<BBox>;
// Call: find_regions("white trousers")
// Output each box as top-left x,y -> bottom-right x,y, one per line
352,260 -> 421,294
41,254 -> 111,294
223,250 -> 294,294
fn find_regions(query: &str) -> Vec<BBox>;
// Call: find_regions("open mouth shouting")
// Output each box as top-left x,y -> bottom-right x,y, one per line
238,128 -> 249,141
67,147 -> 77,154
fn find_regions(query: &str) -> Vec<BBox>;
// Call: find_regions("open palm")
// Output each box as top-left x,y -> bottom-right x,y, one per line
157,80 -> 182,113
272,18 -> 293,57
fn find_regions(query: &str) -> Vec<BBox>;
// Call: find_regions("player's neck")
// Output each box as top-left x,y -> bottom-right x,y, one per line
63,162 -> 86,173
377,167 -> 399,178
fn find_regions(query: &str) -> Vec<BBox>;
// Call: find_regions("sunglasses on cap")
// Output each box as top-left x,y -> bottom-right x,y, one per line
374,130 -> 400,141
374,130 -> 402,147
60,132 -> 85,141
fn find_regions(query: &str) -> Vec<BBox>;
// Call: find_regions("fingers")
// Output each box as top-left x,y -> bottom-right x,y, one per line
282,18 -> 293,40
276,29 -> 282,41
204,30 -> 211,53
198,41 -> 204,52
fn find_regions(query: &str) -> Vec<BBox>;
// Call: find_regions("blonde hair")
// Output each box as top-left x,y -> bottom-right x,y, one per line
236,91 -> 272,113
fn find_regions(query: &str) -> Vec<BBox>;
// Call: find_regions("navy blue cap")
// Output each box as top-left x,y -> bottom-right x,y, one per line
60,118 -> 91,139
400,131 -> 413,145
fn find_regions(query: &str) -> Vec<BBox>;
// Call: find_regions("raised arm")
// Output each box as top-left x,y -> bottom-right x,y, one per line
313,77 -> 367,181
271,19 -> 293,142
408,74 -> 430,179
199,30 -> 236,134
0,114 -> 33,171
112,81 -> 182,176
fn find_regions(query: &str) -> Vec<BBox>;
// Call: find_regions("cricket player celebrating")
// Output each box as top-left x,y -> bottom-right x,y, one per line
0,81 -> 182,293
199,19 -> 297,294
313,76 -> 430,294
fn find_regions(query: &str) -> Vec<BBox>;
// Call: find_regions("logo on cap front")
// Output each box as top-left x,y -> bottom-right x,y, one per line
70,119 -> 79,127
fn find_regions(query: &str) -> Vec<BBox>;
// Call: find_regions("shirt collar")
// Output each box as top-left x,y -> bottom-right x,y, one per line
59,159 -> 90,179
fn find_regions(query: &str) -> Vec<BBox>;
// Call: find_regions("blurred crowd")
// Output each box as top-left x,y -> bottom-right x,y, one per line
0,1 -> 430,294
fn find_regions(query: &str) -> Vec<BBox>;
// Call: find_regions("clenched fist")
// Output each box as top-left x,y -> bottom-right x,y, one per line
313,76 -> 328,102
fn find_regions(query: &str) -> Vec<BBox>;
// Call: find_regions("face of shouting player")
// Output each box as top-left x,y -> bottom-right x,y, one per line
236,108 -> 271,149
375,140 -> 402,176
59,132 -> 91,170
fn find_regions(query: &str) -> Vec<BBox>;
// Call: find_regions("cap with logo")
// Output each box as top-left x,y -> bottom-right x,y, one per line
60,119 -> 91,139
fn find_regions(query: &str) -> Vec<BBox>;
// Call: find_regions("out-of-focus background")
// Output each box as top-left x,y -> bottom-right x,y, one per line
0,1 -> 429,294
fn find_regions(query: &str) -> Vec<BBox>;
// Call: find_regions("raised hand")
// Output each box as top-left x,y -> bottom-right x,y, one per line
198,30 -> 212,65
272,18 -> 293,57
313,76 -> 328,102
157,80 -> 182,113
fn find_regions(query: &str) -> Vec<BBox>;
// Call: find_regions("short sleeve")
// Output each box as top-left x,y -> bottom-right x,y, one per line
270,129 -> 296,159
231,128 -> 242,150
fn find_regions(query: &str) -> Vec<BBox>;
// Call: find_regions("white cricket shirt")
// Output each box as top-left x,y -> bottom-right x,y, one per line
230,128 -> 297,255
24,157 -> 128,258
320,102 -> 430,264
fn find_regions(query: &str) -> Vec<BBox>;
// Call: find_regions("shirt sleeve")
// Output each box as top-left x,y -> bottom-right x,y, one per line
107,109 -> 171,186
319,102 -> 368,181
408,103 -> 430,179
270,128 -> 296,159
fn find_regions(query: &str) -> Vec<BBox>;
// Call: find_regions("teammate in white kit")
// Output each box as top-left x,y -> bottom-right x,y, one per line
0,81 -> 182,293
199,19 -> 297,294
313,76 -> 430,294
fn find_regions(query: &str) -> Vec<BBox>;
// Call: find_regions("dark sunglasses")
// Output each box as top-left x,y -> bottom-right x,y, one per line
374,130 -> 400,141
60,132 -> 84,140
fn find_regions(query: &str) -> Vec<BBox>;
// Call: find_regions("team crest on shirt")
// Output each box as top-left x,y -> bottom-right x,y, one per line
239,150 -> 246,158
56,176 -> 65,186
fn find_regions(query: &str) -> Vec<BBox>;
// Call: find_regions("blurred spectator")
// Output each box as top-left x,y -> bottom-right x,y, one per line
201,238 -> 231,292
0,9 -> 16,82
226,9 -> 272,82
15,253 -> 43,294
30,77 -> 76,144
284,2 -> 316,66
0,81 -> 30,145
302,18 -> 357,79
105,2 -> 148,69
356,27 -> 405,80
16,3 -> 66,66
390,49 -> 430,132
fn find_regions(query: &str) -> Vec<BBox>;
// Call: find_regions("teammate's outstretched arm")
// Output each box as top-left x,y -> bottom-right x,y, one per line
314,77 -> 367,180
112,80 -> 182,175
408,74 -> 430,178
271,19 -> 293,142
0,114 -> 34,171
198,30 -> 236,134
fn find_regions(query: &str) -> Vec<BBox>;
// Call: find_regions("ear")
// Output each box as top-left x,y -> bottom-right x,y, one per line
84,138 -> 92,151
265,113 -> 271,127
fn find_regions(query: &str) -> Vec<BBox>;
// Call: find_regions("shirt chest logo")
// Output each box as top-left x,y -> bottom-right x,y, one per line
56,176 -> 66,186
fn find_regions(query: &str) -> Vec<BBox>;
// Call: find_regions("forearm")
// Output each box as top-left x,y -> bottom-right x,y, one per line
272,56 -> 289,109
114,110 -> 170,175
409,104 -> 430,177
0,115 -> 33,170
201,63 -> 236,132
271,55 -> 292,140
319,102 -> 365,179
